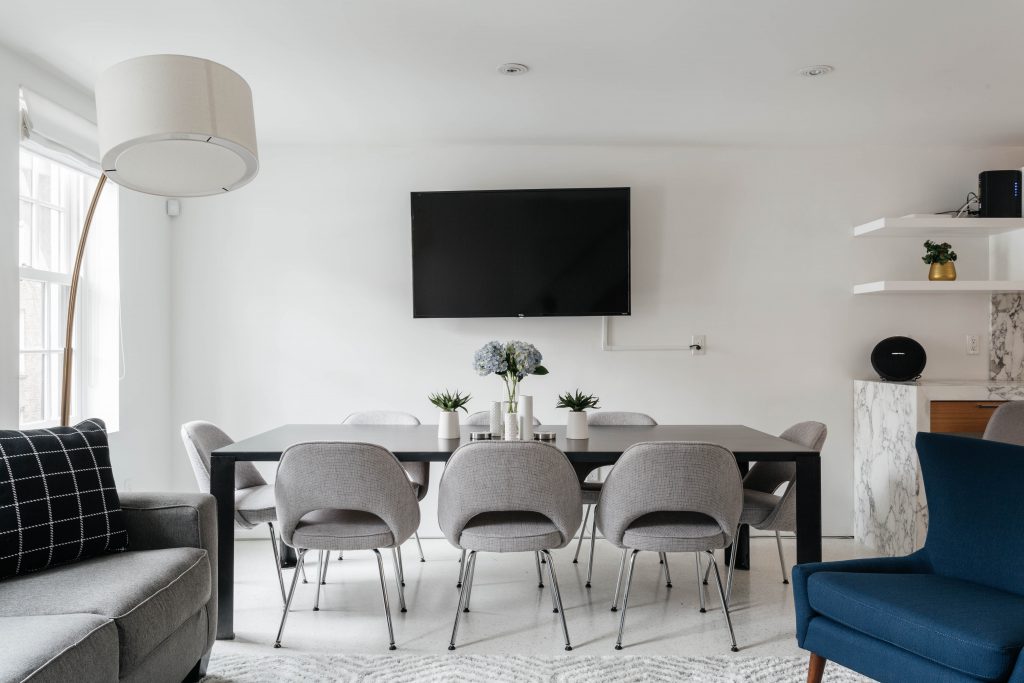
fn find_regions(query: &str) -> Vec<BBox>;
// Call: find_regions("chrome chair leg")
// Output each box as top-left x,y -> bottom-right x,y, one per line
274,548 -> 306,648
371,549 -> 397,650
614,549 -> 640,649
301,552 -> 309,584
660,552 -> 673,587
462,549 -> 478,612
573,505 -> 591,563
541,549 -> 572,650
391,548 -> 407,612
448,550 -> 476,650
313,550 -> 326,611
702,552 -> 712,585
611,548 -> 627,611
585,512 -> 597,587
456,549 -> 467,588
397,546 -> 406,587
338,551 -> 343,560
267,523 -> 287,605
414,531 -> 426,562
705,551 -> 739,652
534,551 -> 545,588
320,548 -> 329,585
775,531 -> 789,584
726,525 -> 741,604
695,552 -> 707,613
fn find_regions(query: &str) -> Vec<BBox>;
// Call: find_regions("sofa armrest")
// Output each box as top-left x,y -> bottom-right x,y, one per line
793,551 -> 931,646
119,492 -> 217,658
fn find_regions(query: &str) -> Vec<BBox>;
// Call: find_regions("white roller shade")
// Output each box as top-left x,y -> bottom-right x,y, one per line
19,87 -> 100,172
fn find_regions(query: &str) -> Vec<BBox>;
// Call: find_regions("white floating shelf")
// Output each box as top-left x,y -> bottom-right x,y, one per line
853,280 -> 1024,295
853,215 -> 1024,238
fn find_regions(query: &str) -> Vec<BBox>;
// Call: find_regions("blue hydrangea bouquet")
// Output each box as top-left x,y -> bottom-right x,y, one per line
473,340 -> 549,413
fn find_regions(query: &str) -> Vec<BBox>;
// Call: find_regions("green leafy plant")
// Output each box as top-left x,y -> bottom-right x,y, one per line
922,240 -> 957,265
555,389 -> 601,413
428,389 -> 472,413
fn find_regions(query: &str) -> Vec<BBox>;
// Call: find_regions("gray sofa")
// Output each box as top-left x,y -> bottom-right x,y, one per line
0,493 -> 217,683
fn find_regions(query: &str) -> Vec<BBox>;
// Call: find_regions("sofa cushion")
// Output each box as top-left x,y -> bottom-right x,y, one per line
808,572 -> 1024,680
0,419 -> 128,579
0,547 -> 210,675
0,614 -> 118,683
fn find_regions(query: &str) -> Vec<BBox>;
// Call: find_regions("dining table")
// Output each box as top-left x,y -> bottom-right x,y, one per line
210,423 -> 821,640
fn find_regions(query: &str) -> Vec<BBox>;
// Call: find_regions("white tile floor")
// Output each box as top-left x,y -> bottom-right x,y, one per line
216,536 -> 872,659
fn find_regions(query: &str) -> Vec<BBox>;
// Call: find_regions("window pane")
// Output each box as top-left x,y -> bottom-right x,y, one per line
18,150 -> 32,197
18,352 -> 44,424
31,205 -> 62,271
33,154 -> 59,204
19,199 -> 31,267
19,280 -> 45,350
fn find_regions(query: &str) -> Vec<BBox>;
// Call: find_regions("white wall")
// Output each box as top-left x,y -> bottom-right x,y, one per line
0,46 -> 173,491
169,142 -> 1024,537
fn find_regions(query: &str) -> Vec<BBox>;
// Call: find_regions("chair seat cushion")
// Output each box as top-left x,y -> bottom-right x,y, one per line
622,511 -> 727,552
808,572 -> 1024,680
291,509 -> 395,550
581,481 -> 602,505
0,614 -> 118,683
740,489 -> 781,526
234,484 -> 276,527
458,511 -> 563,552
0,547 -> 210,675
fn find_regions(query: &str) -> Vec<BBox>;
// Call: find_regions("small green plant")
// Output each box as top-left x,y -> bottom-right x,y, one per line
922,240 -> 957,265
555,389 -> 601,412
428,389 -> 471,413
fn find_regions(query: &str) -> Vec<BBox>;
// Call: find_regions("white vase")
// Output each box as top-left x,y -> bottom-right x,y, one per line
438,411 -> 460,439
566,411 -> 589,439
504,412 -> 519,440
518,395 -> 534,440
489,401 -> 503,435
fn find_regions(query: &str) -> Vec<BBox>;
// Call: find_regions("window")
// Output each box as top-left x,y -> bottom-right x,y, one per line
18,146 -> 119,428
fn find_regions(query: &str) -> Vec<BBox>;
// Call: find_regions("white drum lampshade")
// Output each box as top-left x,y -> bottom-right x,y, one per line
96,54 -> 258,197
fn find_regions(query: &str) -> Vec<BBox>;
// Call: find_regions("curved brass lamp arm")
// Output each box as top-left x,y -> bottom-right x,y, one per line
60,173 -> 108,427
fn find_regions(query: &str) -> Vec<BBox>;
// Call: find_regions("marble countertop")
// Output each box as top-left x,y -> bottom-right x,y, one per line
856,378 -> 1024,387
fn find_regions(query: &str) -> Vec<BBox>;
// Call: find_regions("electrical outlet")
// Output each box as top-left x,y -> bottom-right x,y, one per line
691,335 -> 706,356
966,334 -> 980,356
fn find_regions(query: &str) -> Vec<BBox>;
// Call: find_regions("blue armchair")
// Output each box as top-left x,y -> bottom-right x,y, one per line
794,432 -> 1024,683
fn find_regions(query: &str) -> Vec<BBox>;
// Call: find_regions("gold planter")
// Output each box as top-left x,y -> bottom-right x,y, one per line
928,261 -> 957,281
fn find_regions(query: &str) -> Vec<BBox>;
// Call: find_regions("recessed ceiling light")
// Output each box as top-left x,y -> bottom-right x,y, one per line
798,65 -> 834,78
498,63 -> 529,76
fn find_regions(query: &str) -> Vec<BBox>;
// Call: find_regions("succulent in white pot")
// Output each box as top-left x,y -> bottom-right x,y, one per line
429,389 -> 471,439
557,389 -> 600,440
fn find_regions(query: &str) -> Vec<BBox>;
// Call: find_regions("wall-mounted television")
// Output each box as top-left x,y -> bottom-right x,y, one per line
411,187 -> 630,318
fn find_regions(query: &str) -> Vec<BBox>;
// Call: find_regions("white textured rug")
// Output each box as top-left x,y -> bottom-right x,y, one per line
203,653 -> 872,682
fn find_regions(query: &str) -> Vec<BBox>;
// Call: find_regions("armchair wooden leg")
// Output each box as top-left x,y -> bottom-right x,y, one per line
807,653 -> 826,683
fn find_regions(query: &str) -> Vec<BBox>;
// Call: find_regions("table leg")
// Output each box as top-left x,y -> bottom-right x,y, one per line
795,454 -> 823,564
725,462 -> 750,571
211,456 -> 236,640
279,540 -> 296,567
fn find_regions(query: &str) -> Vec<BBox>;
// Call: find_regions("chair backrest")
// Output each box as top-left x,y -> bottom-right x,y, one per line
744,421 -> 827,494
916,433 -> 1024,596
465,411 -> 541,427
342,411 -> 420,426
275,441 -> 420,548
342,410 -> 428,499
983,402 -> 1024,446
180,420 -> 266,491
587,411 -> 657,426
596,441 -> 742,549
438,441 -> 581,549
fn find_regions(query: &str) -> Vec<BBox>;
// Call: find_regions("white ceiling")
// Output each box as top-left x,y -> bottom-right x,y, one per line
3,0 -> 1024,146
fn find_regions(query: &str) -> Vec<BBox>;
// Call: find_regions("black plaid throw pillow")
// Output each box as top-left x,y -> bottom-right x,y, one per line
0,418 -> 127,579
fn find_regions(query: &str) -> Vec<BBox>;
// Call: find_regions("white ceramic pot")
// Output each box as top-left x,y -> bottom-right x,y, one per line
438,411 -> 460,439
566,411 -> 589,439
504,412 -> 520,440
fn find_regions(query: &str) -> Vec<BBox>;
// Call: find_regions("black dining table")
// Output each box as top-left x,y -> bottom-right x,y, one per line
211,423 -> 821,640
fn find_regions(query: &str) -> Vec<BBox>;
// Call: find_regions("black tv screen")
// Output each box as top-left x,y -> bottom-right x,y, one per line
411,187 -> 630,318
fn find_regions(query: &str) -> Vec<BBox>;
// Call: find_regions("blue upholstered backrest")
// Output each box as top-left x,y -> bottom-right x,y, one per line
916,432 -> 1024,596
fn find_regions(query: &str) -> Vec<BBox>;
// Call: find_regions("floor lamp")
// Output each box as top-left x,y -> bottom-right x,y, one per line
59,54 -> 258,426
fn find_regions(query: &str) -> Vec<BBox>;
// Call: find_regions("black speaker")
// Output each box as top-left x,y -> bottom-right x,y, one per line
978,170 -> 1022,218
871,337 -> 926,382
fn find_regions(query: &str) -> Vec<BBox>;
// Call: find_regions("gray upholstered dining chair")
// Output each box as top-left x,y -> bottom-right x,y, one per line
342,411 -> 428,563
596,441 -> 743,652
181,420 -> 290,604
465,411 -> 541,427
719,421 -> 827,602
575,412 -> 659,589
438,440 -> 582,651
983,401 -> 1024,445
273,441 -> 420,650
